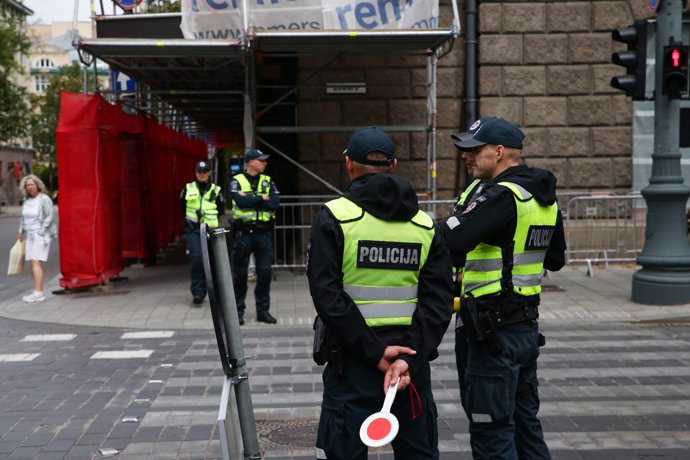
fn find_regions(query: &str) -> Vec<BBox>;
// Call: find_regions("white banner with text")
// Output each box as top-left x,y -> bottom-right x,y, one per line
181,0 -> 439,40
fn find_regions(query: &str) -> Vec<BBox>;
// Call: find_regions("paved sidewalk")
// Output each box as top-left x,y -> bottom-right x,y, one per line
2,257 -> 690,330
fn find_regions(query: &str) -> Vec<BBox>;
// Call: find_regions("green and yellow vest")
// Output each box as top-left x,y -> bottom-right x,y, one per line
454,179 -> 483,213
325,197 -> 435,327
462,181 -> 558,299
184,182 -> 221,228
453,178 -> 483,277
232,173 -> 274,223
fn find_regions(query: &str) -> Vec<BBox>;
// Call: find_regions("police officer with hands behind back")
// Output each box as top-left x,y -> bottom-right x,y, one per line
307,126 -> 453,459
229,148 -> 280,325
181,160 -> 224,306
442,117 -> 566,460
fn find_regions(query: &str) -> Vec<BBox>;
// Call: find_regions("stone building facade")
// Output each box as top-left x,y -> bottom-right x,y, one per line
294,0 -> 689,200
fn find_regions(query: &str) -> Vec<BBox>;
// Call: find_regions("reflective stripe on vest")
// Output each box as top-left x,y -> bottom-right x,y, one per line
454,179 -> 483,213
325,196 -> 435,327
185,182 -> 220,227
453,179 -> 483,276
232,173 -> 273,222
462,181 -> 558,298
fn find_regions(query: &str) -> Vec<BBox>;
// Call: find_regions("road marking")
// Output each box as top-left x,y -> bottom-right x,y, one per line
22,334 -> 76,342
120,331 -> 175,339
0,353 -> 40,362
90,350 -> 154,359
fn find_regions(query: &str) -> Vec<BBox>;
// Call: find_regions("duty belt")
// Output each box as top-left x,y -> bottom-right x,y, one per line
476,297 -> 539,328
233,221 -> 273,231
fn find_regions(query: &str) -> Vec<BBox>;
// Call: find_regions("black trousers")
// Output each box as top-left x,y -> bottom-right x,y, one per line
316,353 -> 439,460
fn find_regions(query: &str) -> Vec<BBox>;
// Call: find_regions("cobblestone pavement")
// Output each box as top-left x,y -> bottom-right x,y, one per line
2,250 -> 690,459
1,314 -> 690,459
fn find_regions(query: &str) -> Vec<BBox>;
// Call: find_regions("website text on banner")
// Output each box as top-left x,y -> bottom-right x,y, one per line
181,0 -> 439,40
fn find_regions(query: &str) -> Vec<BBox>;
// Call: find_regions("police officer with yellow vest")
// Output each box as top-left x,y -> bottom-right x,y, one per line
180,160 -> 224,305
307,127 -> 453,459
229,148 -> 280,325
442,117 -> 566,459
452,176 -> 484,420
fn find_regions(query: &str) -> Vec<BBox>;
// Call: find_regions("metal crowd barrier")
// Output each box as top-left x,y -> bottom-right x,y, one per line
271,196 -> 456,269
270,194 -> 649,273
564,193 -> 645,274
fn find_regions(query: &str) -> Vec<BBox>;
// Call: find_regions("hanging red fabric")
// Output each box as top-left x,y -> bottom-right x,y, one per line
56,91 -> 207,287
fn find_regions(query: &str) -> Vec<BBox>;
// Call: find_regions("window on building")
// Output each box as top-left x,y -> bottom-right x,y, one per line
35,75 -> 50,92
35,58 -> 55,69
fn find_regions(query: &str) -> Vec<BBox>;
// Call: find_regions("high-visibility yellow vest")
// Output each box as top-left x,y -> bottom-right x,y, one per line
453,179 -> 483,274
325,197 -> 435,327
184,182 -> 221,228
232,173 -> 274,223
454,179 -> 483,213
462,181 -> 558,299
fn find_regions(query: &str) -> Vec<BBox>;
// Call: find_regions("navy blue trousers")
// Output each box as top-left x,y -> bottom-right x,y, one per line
184,224 -> 206,299
230,228 -> 273,315
455,326 -> 470,418
316,354 -> 439,460
463,329 -> 550,460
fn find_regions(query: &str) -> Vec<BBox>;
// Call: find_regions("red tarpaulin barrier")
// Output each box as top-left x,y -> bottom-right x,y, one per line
56,92 -> 124,288
120,131 -> 155,259
56,91 -> 207,287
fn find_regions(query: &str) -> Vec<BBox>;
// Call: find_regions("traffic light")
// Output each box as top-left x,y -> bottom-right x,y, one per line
662,43 -> 689,99
611,20 -> 648,100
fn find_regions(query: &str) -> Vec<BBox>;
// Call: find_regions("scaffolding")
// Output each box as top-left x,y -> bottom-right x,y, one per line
75,2 -> 460,198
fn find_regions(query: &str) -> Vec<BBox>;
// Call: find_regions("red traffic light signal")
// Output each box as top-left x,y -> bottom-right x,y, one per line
662,44 -> 689,99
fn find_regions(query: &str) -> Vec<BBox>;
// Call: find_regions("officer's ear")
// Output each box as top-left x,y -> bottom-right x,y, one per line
345,156 -> 356,179
495,145 -> 505,161
388,158 -> 398,173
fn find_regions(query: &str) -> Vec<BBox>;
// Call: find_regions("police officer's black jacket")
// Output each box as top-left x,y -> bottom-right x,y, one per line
307,173 -> 453,374
442,165 -> 566,317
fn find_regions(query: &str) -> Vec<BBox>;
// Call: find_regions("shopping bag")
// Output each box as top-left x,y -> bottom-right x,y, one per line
7,240 -> 25,275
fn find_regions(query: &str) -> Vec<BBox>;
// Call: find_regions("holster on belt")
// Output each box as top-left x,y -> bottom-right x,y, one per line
459,295 -> 503,355
312,316 -> 343,375
458,296 -> 484,342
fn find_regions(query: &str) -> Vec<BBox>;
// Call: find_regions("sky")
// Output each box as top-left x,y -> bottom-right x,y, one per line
23,0 -> 94,24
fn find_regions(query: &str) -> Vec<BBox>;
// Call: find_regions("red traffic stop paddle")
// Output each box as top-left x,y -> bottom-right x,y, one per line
359,379 -> 400,448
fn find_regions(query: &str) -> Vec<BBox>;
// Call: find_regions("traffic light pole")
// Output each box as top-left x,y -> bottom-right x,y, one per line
631,0 -> 690,304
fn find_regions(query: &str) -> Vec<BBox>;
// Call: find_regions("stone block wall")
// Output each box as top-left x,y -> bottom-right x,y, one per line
294,0 -> 667,199
478,0 -> 655,193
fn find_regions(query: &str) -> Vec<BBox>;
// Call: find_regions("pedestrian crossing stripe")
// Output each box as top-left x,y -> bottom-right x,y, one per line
22,334 -> 76,342
0,353 -> 40,362
90,350 -> 154,359
120,331 -> 175,339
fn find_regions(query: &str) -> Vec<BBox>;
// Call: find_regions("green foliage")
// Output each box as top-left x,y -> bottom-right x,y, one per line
31,62 -> 96,166
148,0 -> 181,13
0,18 -> 29,74
0,18 -> 32,143
34,162 -> 58,192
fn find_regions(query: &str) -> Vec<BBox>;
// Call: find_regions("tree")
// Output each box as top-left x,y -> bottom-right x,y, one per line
0,17 -> 31,144
147,0 -> 181,13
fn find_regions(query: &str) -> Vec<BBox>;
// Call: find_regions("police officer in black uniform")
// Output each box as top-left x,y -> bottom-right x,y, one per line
307,127 -> 453,459
442,117 -> 566,460
229,148 -> 280,325
180,160 -> 224,305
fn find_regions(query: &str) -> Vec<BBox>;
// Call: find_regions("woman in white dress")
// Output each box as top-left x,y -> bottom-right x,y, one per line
16,175 -> 57,303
